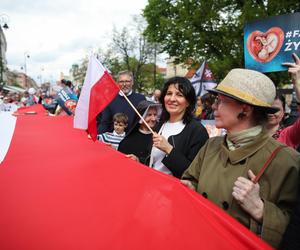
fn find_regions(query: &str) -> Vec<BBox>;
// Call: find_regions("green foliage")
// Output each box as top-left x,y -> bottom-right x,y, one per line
94,16 -> 163,92
73,16 -> 166,92
97,48 -> 123,78
143,0 -> 300,85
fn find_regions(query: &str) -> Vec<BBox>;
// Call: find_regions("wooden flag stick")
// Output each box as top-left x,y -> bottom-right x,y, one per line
119,90 -> 155,135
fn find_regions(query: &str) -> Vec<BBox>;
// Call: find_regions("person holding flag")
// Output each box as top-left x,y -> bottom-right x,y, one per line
97,71 -> 145,134
150,76 -> 209,178
74,56 -> 148,142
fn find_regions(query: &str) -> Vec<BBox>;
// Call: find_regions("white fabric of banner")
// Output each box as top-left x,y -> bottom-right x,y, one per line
0,112 -> 16,164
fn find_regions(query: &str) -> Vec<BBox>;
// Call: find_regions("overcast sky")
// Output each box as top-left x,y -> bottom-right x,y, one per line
1,0 -> 148,84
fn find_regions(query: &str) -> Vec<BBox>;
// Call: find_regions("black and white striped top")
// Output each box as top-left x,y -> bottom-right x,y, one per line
97,131 -> 126,150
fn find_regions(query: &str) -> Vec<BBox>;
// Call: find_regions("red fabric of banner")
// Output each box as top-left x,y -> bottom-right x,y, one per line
14,104 -> 49,116
88,71 -> 119,140
0,114 -> 272,250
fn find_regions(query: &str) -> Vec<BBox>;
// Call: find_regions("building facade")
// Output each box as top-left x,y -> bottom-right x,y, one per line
0,26 -> 8,85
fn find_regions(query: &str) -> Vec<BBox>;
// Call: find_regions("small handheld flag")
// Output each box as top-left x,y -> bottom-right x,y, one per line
74,55 -> 120,140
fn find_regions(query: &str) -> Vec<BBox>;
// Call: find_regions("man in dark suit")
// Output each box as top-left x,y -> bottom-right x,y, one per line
97,70 -> 145,134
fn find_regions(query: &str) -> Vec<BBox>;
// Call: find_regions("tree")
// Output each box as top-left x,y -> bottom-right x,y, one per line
96,48 -> 123,77
72,16 -> 165,92
110,15 -> 159,91
143,0 -> 300,85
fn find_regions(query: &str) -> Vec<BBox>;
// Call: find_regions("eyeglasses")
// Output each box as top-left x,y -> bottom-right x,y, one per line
214,96 -> 222,107
214,95 -> 240,107
118,80 -> 132,84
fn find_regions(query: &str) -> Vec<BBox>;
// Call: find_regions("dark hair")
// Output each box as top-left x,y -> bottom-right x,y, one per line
252,107 -> 269,125
66,80 -> 72,88
274,92 -> 286,113
230,98 -> 269,125
201,93 -> 215,109
159,76 -> 196,124
113,113 -> 128,124
61,79 -> 72,88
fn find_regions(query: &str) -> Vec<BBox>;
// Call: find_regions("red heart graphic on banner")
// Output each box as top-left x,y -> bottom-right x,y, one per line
247,27 -> 284,63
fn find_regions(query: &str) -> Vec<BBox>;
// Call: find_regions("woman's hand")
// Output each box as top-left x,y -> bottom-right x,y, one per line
180,180 -> 196,191
152,132 -> 173,154
125,154 -> 139,162
232,170 -> 264,223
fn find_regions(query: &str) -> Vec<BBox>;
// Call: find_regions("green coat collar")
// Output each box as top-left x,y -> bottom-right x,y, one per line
220,131 -> 270,165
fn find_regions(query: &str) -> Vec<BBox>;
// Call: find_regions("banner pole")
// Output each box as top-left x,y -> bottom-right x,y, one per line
119,89 -> 155,135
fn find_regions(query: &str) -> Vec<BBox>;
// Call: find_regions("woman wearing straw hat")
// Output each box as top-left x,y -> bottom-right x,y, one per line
181,69 -> 300,249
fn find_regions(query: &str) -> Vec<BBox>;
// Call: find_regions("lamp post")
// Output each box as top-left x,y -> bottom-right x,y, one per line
40,67 -> 44,85
0,14 -> 9,89
24,52 -> 30,88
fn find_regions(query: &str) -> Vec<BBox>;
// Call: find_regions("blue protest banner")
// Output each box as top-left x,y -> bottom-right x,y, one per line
244,12 -> 300,73
55,87 -> 78,115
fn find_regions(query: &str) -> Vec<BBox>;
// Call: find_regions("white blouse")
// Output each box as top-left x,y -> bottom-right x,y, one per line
150,120 -> 185,175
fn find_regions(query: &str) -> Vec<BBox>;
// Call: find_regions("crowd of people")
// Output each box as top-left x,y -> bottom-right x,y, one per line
0,79 -> 81,115
96,54 -> 300,249
0,87 -> 39,112
1,53 -> 300,249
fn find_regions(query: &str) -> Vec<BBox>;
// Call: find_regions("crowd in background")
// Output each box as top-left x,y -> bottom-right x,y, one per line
0,87 -> 40,112
0,79 -> 82,114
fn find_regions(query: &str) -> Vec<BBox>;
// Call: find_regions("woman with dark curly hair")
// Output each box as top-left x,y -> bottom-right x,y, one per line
150,76 -> 209,178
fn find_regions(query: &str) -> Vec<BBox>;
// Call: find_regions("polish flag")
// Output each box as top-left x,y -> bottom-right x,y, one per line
74,55 -> 119,140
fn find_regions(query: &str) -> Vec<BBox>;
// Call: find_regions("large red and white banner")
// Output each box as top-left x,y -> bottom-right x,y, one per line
0,106 -> 272,250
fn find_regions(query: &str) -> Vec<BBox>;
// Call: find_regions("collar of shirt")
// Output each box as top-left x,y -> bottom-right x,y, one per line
119,90 -> 133,97
113,130 -> 126,137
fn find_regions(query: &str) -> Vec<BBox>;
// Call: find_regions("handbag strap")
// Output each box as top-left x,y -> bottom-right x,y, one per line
253,145 -> 283,184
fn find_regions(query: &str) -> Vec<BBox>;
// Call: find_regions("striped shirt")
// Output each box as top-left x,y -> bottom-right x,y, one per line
97,131 -> 125,150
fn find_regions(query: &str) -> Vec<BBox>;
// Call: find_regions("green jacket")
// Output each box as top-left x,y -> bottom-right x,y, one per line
182,131 -> 300,249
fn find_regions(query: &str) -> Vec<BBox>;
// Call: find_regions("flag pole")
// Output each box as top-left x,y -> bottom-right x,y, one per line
119,89 -> 155,135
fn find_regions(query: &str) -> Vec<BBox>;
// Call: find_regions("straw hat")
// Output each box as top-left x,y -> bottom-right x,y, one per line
209,68 -> 278,113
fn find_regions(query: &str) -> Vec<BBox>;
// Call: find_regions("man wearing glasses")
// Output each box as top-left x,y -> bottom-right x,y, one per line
98,70 -> 146,134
